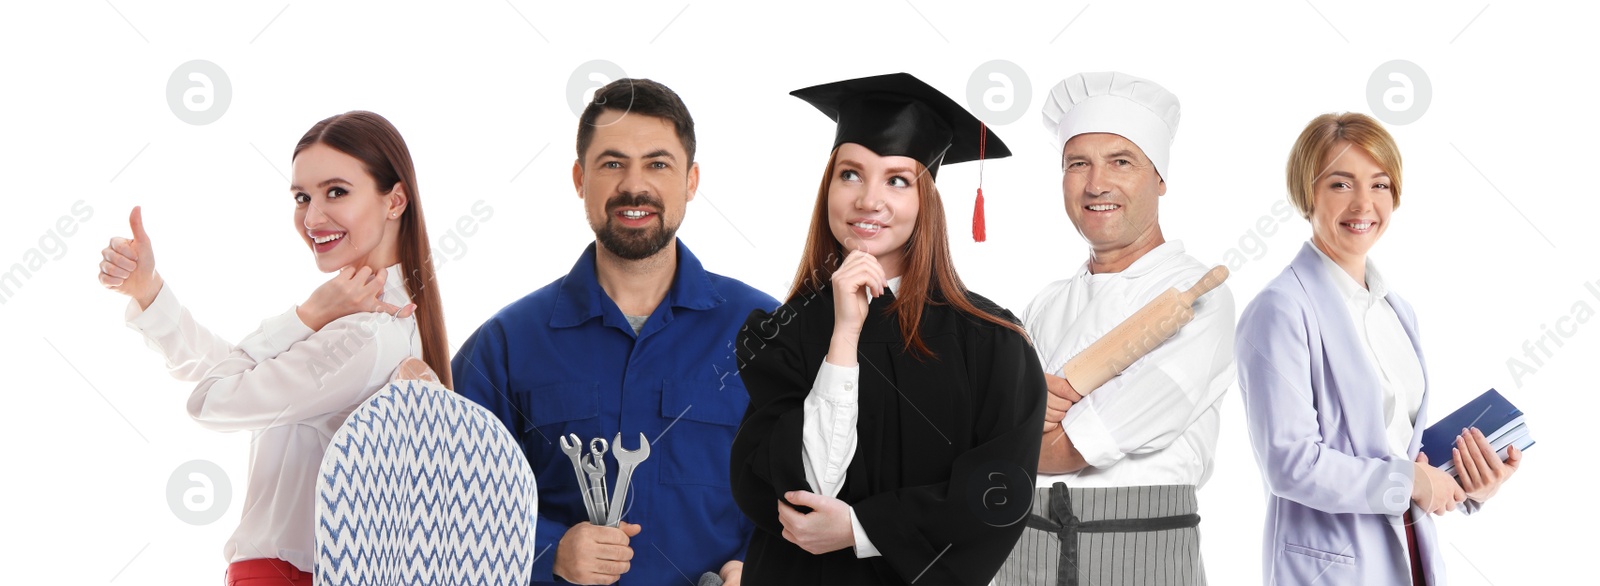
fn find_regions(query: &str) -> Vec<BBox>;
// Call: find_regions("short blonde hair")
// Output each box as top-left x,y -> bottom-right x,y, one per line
1285,112 -> 1402,218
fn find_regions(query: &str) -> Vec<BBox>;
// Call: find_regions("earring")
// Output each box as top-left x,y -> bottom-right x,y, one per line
390,213 -> 398,218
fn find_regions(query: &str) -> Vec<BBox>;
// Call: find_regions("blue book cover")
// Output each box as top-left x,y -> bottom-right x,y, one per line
1420,388 -> 1528,467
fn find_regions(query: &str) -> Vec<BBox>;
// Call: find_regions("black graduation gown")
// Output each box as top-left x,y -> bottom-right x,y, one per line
731,283 -> 1047,584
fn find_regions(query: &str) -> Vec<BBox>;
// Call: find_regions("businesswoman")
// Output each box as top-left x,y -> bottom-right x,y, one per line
97,111 -> 451,585
1234,112 -> 1521,585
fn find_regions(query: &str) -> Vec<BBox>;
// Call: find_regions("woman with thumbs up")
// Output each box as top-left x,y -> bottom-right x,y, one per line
97,111 -> 451,586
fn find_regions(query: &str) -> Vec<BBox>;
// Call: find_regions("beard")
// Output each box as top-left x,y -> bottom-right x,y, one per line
594,191 -> 678,260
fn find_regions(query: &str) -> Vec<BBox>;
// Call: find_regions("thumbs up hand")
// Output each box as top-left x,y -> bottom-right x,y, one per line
98,206 -> 164,309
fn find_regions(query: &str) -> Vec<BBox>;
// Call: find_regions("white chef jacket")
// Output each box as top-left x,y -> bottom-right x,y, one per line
125,264 -> 421,571
1310,245 -> 1424,458
1023,241 -> 1235,489
802,276 -> 900,559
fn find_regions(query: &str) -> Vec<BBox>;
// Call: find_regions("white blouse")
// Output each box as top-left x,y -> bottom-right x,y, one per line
125,264 -> 421,571
1310,246 -> 1425,458
802,276 -> 900,559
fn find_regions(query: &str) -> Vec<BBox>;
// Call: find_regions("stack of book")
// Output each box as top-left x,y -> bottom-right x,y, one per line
1420,388 -> 1534,477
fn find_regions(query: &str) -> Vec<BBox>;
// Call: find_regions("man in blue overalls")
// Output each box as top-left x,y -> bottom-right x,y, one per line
454,78 -> 777,585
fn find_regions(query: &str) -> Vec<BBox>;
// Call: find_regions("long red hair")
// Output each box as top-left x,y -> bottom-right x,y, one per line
787,147 -> 1026,358
294,111 -> 453,388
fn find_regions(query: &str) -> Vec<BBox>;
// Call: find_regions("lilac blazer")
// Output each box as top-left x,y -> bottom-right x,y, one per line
1236,243 -> 1459,585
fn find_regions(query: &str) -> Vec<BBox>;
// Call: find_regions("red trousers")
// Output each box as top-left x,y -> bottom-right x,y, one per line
1404,511 -> 1427,586
226,558 -> 312,586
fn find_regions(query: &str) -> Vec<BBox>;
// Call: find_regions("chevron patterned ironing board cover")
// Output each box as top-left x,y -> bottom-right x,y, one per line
315,380 -> 538,585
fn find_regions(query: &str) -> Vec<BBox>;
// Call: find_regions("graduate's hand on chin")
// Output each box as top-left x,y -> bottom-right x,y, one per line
553,521 -> 641,585
98,206 -> 164,310
296,265 -> 415,331
827,250 -> 886,367
1452,427 -> 1522,503
778,490 -> 855,555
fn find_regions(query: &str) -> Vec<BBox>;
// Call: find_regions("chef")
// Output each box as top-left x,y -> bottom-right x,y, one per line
996,72 -> 1235,586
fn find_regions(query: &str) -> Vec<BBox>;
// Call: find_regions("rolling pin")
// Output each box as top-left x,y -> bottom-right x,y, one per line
1060,265 -> 1229,396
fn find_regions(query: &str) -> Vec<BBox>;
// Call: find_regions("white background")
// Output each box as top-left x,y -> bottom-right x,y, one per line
1,1 -> 1592,583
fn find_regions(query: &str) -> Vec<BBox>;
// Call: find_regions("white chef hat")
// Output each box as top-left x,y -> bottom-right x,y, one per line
1042,71 -> 1181,180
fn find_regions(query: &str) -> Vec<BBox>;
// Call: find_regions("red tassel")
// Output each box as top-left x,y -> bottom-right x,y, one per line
973,120 -> 988,243
973,187 -> 987,243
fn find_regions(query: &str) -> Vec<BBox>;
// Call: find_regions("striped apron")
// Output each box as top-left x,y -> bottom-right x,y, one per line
995,483 -> 1204,586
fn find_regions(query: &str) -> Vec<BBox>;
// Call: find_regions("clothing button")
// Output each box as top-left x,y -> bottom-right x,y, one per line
843,382 -> 854,391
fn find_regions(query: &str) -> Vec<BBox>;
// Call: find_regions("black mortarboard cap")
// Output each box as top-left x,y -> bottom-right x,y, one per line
791,72 -> 1011,180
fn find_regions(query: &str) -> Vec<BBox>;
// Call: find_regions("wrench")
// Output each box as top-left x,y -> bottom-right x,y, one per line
588,438 -> 611,522
605,432 -> 651,527
560,434 -> 599,524
582,452 -> 609,524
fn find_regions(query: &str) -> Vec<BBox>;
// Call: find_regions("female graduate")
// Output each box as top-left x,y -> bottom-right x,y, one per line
96,111 -> 451,585
730,73 -> 1047,584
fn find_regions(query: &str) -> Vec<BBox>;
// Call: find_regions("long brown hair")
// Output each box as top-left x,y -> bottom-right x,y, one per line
294,111 -> 453,388
788,147 -> 1026,358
